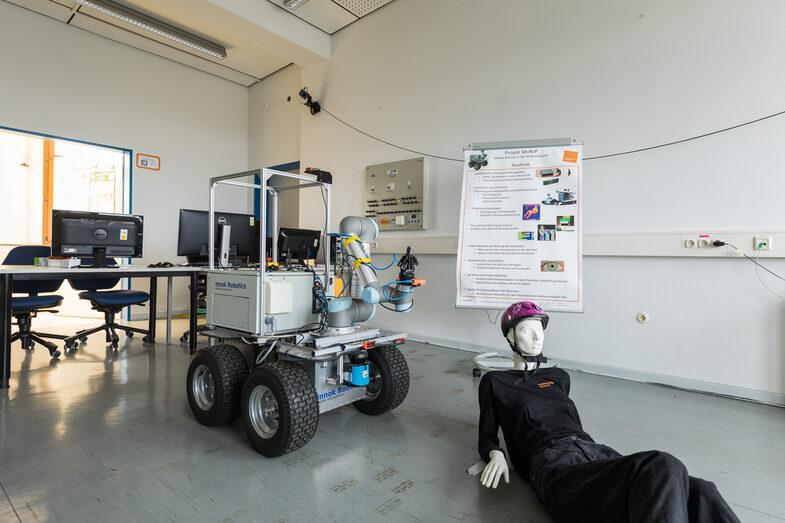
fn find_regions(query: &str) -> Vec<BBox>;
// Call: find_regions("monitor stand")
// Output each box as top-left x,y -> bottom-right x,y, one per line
218,224 -> 231,268
82,247 -> 114,268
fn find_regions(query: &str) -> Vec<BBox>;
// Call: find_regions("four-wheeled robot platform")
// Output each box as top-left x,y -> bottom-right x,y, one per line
186,325 -> 410,457
185,168 -> 423,457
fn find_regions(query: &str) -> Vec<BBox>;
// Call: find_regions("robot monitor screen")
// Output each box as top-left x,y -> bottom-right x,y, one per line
278,227 -> 320,262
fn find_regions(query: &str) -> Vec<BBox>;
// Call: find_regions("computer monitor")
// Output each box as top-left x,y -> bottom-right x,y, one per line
278,227 -> 321,263
177,209 -> 259,263
51,210 -> 144,268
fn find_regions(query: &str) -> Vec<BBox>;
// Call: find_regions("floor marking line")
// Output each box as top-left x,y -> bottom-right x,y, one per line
0,479 -> 22,523
728,502 -> 785,521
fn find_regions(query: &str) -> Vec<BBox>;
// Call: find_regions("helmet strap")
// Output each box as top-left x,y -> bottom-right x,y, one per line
521,354 -> 547,379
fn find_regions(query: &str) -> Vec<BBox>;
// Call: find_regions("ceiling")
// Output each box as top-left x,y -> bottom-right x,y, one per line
4,0 -> 395,86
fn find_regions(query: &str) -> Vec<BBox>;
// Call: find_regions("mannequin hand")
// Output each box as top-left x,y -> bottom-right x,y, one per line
480,450 -> 509,488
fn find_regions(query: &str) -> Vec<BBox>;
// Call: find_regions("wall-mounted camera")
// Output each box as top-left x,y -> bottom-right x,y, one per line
299,87 -> 321,115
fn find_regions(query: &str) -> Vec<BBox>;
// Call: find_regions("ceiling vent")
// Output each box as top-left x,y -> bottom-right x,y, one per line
332,0 -> 393,18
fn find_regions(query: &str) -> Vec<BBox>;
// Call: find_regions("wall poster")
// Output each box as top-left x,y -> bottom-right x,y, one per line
456,140 -> 583,312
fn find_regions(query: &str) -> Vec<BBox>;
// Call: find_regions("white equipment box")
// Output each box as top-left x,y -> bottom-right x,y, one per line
207,270 -> 319,336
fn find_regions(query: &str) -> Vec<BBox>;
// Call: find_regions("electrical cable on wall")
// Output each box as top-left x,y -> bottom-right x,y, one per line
714,240 -> 785,299
316,102 -> 785,163
485,309 -> 502,325
755,251 -> 784,300
320,107 -> 463,162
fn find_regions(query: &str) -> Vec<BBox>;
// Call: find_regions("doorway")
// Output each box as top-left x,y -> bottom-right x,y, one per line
0,126 -> 131,324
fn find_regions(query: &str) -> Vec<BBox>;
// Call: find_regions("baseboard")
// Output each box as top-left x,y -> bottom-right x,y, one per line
407,334 -> 785,407
407,333 -> 501,355
554,359 -> 785,407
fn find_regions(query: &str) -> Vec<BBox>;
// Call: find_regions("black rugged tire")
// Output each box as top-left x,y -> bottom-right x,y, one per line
241,362 -> 318,457
353,345 -> 410,415
186,344 -> 248,426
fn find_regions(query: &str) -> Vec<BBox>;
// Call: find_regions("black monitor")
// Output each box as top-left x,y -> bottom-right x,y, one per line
177,209 -> 259,263
51,210 -> 144,268
278,227 -> 321,263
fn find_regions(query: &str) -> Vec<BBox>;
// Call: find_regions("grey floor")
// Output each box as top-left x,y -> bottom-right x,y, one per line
1,320 -> 783,522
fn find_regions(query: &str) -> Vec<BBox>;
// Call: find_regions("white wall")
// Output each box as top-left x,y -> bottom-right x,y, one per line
291,0 -> 785,403
248,65 -> 302,228
248,64 -> 301,169
0,1 -> 249,314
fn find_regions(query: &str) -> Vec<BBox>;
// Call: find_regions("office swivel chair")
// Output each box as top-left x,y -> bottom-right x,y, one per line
63,257 -> 150,351
3,246 -> 68,359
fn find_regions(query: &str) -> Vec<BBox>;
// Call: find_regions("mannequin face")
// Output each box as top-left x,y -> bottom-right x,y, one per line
507,318 -> 545,356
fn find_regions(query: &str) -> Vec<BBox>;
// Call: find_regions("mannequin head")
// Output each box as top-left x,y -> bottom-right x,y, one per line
500,301 -> 549,372
507,318 -> 545,370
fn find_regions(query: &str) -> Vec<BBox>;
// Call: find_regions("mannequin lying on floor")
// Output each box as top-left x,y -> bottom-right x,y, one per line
475,301 -> 739,523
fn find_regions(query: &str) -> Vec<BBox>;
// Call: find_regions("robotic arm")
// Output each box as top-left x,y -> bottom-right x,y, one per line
326,216 -> 424,328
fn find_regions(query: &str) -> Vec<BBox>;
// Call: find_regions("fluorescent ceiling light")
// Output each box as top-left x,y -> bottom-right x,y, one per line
72,0 -> 227,60
283,0 -> 310,9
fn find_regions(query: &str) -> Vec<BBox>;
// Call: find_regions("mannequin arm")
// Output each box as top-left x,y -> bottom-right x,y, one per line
477,376 -> 504,460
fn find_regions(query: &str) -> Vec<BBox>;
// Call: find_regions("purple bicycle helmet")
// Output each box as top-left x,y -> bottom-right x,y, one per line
501,301 -> 549,337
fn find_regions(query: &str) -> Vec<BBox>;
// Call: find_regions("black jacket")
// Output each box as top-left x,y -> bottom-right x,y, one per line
478,367 -> 592,478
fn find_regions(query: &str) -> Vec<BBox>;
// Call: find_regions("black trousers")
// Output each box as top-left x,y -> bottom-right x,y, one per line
528,436 -> 740,523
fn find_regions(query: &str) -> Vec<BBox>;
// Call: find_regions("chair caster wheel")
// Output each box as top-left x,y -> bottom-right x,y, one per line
111,335 -> 120,344
79,336 -> 87,343
127,331 -> 134,338
472,368 -> 481,377
110,343 -> 119,350
50,350 -> 61,359
64,343 -> 76,351
28,342 -> 35,349
143,336 -> 150,343
179,336 -> 187,343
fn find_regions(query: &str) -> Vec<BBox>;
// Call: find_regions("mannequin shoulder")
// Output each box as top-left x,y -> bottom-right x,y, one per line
479,370 -> 515,389
479,371 -> 503,387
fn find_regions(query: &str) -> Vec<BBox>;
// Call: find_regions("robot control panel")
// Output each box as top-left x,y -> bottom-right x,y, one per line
364,157 -> 427,231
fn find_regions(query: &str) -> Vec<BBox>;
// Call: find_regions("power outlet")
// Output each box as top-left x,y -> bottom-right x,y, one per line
753,236 -> 772,251
697,236 -> 712,248
683,238 -> 696,248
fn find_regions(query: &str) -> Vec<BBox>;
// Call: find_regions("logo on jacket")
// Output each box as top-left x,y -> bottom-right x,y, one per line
537,381 -> 554,389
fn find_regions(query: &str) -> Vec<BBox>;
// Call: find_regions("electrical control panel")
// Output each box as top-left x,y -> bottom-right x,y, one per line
365,157 -> 427,231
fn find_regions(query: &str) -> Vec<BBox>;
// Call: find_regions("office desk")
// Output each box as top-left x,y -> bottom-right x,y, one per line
0,265 -> 200,389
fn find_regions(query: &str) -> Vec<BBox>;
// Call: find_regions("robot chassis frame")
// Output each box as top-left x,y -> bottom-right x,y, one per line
185,168 -> 412,457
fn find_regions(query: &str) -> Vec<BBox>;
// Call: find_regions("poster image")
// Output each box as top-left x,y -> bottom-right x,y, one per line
557,215 -> 575,231
538,224 -> 556,241
456,142 -> 583,311
523,204 -> 540,220
541,260 -> 565,272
